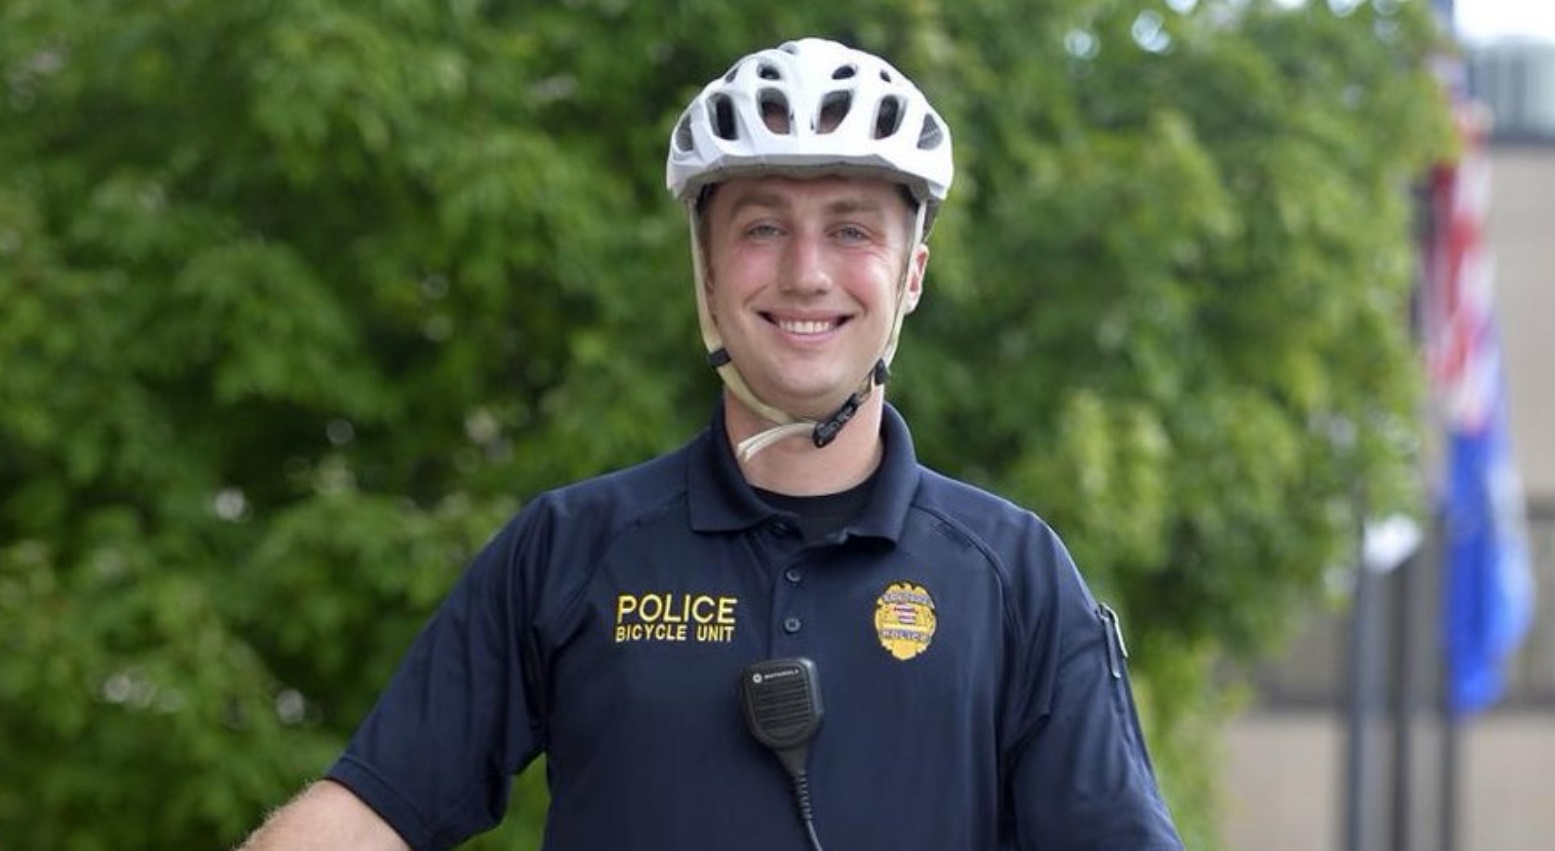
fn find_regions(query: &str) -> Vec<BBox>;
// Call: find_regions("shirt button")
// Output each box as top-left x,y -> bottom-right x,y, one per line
784,568 -> 802,584
783,616 -> 802,634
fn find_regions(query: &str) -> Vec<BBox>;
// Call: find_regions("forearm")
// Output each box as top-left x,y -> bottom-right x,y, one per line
238,779 -> 410,851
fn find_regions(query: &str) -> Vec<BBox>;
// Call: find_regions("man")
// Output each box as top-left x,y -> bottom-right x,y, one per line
239,37 -> 1183,850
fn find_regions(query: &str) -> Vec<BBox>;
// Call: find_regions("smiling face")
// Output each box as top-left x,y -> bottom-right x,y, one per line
701,175 -> 928,422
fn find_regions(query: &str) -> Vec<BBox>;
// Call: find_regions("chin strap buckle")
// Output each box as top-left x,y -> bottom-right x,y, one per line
811,360 -> 889,449
811,391 -> 863,448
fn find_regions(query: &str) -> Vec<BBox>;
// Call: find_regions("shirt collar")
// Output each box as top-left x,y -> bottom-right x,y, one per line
687,402 -> 920,543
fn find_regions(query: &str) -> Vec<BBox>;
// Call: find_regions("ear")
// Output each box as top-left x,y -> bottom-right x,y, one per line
701,268 -> 721,324
903,243 -> 929,314
693,221 -> 720,322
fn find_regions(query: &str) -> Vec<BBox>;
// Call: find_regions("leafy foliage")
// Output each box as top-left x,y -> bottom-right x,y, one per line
0,1 -> 1450,848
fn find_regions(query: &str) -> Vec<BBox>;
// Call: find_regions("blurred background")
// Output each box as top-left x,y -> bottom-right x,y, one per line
0,1 -> 1545,849
1221,3 -> 1555,850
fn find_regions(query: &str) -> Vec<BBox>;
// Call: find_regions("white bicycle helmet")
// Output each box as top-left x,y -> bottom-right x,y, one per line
666,38 -> 955,460
667,38 -> 953,207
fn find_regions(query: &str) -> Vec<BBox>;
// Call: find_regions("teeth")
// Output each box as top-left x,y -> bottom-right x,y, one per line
777,319 -> 835,335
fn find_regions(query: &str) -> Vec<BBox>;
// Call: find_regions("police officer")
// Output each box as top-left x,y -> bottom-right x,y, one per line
239,38 -> 1184,850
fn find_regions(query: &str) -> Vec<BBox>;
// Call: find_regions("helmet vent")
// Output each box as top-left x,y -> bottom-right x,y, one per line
709,93 -> 739,140
874,96 -> 903,139
758,89 -> 792,134
817,91 -> 852,134
831,64 -> 857,80
757,62 -> 783,81
917,114 -> 944,150
674,113 -> 695,151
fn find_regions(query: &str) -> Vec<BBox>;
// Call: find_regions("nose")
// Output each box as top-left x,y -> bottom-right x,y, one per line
780,230 -> 833,295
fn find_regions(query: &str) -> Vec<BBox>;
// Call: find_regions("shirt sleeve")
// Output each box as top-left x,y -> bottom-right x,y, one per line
1003,528 -> 1184,851
326,511 -> 547,851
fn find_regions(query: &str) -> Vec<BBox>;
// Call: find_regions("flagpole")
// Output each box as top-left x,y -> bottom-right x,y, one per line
1436,499 -> 1457,851
1341,470 -> 1378,851
1388,534 -> 1422,851
1442,603 -> 1459,851
1426,6 -> 1461,851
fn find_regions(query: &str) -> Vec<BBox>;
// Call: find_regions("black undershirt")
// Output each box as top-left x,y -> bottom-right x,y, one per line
753,475 -> 877,543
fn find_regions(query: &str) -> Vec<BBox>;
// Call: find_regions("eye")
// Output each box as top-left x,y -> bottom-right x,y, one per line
744,222 -> 784,239
833,224 -> 871,243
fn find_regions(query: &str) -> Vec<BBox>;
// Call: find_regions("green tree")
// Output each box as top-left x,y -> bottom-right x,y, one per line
0,1 -> 1450,848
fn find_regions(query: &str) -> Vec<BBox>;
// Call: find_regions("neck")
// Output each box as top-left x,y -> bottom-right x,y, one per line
724,391 -> 887,496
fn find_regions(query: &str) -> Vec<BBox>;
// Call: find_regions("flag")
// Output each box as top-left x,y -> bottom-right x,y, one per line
1426,103 -> 1536,717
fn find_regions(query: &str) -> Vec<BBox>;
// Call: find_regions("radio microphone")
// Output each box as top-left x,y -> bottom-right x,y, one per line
740,657 -> 826,851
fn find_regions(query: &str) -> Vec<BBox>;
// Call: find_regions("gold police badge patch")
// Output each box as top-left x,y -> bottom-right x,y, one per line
873,581 -> 936,661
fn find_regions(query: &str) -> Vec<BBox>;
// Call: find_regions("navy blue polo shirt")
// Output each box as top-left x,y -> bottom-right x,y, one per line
328,404 -> 1182,850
